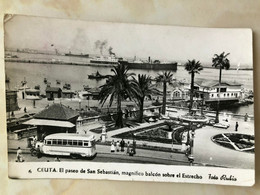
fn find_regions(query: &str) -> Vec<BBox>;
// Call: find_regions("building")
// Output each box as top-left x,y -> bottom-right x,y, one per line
62,90 -> 75,98
23,103 -> 79,140
6,90 -> 19,113
25,88 -> 41,100
192,79 -> 242,104
46,87 -> 62,100
88,87 -> 101,100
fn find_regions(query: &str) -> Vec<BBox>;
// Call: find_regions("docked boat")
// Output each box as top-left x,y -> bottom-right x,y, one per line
88,71 -> 109,79
90,56 -> 122,64
44,78 -> 47,84
65,52 -> 89,58
56,80 -> 61,84
63,83 -> 71,90
83,85 -> 91,91
34,85 -> 40,90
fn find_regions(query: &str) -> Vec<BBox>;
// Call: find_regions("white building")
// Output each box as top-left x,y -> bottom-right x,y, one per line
192,79 -> 242,103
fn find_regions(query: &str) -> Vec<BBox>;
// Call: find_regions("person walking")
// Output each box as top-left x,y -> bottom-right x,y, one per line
132,139 -> 136,154
36,145 -> 42,158
116,141 -> 120,152
120,139 -> 125,152
16,147 -> 23,162
244,113 -> 248,122
111,140 -> 115,153
235,122 -> 239,131
126,141 -> 130,154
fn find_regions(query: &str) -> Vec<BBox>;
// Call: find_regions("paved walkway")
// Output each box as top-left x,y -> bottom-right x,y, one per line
193,118 -> 254,169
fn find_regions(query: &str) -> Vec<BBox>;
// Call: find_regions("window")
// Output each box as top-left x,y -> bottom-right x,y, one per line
227,93 -> 229,97
52,139 -> 57,145
47,140 -> 52,145
68,140 -> 72,145
78,141 -> 83,146
73,140 -> 78,146
220,88 -> 227,92
57,139 -> 62,145
63,140 -> 67,145
224,94 -> 226,97
83,141 -> 89,147
211,94 -> 214,97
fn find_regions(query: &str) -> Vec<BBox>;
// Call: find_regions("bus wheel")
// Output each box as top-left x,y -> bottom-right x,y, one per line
70,154 -> 79,159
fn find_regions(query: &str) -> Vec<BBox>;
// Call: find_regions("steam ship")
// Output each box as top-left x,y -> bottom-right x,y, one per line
90,55 -> 177,70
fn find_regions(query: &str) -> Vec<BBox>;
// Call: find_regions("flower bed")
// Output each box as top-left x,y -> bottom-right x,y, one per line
212,133 -> 254,153
113,123 -> 186,144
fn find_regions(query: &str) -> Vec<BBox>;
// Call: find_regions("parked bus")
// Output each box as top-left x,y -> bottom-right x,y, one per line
41,133 -> 97,159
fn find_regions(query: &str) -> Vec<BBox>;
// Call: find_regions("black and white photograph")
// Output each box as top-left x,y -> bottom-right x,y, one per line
4,14 -> 254,185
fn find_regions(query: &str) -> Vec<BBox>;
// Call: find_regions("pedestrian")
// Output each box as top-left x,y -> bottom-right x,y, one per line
116,141 -> 120,152
54,157 -> 60,162
120,139 -> 125,152
132,139 -> 136,154
125,108 -> 129,119
36,145 -> 42,158
244,113 -> 248,122
235,122 -> 239,131
126,141 -> 130,154
111,141 -> 115,153
33,135 -> 37,147
24,107 -> 27,113
16,147 -> 23,162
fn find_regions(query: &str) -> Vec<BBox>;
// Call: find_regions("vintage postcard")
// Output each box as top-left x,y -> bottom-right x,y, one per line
5,14 -> 254,186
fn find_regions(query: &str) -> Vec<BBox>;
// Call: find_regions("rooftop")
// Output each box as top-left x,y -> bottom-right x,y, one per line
34,103 -> 79,121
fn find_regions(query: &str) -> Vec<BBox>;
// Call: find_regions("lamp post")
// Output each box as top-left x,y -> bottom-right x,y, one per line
187,122 -> 195,166
79,99 -> 81,110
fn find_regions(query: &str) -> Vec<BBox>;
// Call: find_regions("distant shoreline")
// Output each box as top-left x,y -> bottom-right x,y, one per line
5,59 -> 253,71
177,64 -> 253,71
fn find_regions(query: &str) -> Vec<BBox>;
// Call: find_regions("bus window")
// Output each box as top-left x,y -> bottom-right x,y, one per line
46,140 -> 52,145
73,140 -> 78,146
53,139 -> 57,145
63,140 -> 67,145
68,140 -> 72,145
78,141 -> 83,146
57,139 -> 62,145
83,141 -> 89,147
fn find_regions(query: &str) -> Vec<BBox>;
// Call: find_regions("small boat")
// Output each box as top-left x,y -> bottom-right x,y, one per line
56,80 -> 61,84
63,83 -> 71,90
44,78 -> 47,83
88,71 -> 109,79
83,85 -> 91,91
21,78 -> 27,86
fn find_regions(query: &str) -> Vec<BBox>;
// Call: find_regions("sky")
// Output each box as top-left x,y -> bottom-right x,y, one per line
4,15 -> 253,67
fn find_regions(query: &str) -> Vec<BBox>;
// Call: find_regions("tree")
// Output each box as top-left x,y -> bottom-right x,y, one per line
155,71 -> 174,115
212,52 -> 230,123
132,74 -> 155,122
99,63 -> 137,128
184,59 -> 203,113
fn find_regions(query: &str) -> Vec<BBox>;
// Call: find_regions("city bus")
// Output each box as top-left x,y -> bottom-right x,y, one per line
41,133 -> 97,159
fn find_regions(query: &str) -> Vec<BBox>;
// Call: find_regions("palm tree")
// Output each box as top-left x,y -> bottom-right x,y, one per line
99,63 -> 137,128
184,59 -> 203,113
132,74 -> 155,122
212,52 -> 230,123
155,71 -> 174,115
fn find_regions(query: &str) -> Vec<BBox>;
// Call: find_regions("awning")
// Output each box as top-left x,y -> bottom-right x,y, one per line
23,119 -> 75,128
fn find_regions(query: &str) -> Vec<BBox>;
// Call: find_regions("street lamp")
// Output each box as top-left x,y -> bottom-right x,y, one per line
187,122 -> 195,166
79,99 -> 81,110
